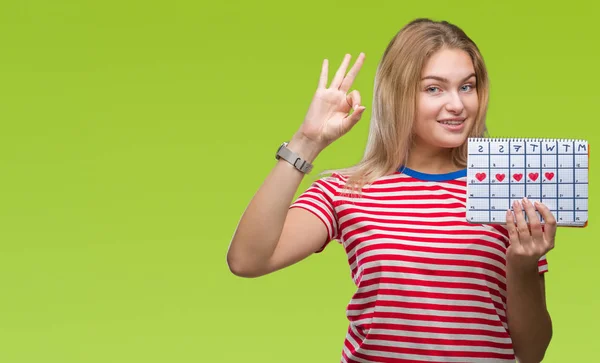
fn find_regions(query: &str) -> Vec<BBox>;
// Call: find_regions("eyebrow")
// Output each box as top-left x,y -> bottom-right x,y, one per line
421,73 -> 476,83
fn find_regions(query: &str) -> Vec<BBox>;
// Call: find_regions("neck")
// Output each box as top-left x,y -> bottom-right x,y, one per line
405,143 -> 461,174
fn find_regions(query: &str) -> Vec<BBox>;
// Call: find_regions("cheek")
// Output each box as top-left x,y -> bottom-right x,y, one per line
417,98 -> 443,118
465,94 -> 479,112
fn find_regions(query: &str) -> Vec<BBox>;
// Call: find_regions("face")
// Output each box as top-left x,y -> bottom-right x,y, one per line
413,48 -> 479,152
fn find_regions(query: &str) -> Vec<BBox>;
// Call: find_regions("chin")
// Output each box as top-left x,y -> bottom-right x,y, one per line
443,139 -> 467,148
432,134 -> 468,149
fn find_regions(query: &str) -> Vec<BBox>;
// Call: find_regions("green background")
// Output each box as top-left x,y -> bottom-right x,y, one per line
0,0 -> 596,362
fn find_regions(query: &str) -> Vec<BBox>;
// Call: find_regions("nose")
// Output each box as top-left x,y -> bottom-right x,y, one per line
445,92 -> 465,114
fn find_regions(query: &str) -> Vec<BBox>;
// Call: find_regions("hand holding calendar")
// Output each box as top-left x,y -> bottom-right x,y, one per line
505,197 -> 557,270
466,138 -> 589,227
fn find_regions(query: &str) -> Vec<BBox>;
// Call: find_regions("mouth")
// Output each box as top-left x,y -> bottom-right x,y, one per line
437,118 -> 466,131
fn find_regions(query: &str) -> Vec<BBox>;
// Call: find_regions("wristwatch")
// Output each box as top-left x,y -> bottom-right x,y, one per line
275,142 -> 313,174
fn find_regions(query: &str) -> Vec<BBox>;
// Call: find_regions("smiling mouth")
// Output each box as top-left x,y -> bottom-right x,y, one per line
437,119 -> 465,125
438,120 -> 464,125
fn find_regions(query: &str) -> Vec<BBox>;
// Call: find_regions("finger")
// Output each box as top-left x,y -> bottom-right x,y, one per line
330,54 -> 352,90
535,201 -> 557,246
339,52 -> 366,93
342,105 -> 366,131
505,209 -> 520,244
523,198 -> 544,242
513,200 -> 532,245
318,59 -> 329,89
346,90 -> 362,109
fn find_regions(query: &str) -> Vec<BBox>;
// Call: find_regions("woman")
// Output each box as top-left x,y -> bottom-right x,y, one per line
227,18 -> 554,363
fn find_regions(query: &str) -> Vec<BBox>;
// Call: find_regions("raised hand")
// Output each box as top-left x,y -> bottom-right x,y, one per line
297,53 -> 367,148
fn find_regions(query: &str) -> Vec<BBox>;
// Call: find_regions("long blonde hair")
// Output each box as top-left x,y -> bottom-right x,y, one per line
325,18 -> 490,193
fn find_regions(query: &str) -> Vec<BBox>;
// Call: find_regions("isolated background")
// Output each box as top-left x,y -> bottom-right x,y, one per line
0,0 -> 597,362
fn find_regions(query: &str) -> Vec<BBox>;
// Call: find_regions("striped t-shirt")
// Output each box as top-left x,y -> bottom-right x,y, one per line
290,167 -> 548,363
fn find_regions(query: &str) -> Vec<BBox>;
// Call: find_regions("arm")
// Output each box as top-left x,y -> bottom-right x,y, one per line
506,267 -> 552,363
226,135 -> 329,278
226,53 -> 367,278
505,198 -> 556,363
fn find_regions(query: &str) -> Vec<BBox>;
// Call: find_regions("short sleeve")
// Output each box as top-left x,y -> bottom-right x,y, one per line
289,173 -> 344,252
538,255 -> 549,274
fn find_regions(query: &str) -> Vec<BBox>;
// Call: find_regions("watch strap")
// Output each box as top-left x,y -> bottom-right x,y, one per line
276,142 -> 313,174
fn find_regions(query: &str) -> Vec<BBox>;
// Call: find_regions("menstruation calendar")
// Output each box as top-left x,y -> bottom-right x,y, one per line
466,138 -> 589,227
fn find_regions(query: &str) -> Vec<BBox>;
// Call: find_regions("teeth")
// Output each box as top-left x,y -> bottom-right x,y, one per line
440,121 -> 462,125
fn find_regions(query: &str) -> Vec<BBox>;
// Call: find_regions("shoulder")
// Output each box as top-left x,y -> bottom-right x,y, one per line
323,171 -> 407,190
308,172 -> 348,194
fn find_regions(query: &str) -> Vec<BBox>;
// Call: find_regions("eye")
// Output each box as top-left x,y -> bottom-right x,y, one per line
426,86 -> 440,94
461,84 -> 475,92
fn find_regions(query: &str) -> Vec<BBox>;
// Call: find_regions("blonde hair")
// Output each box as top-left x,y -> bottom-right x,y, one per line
324,18 -> 490,193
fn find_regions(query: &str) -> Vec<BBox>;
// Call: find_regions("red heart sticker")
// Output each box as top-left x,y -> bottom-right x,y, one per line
513,173 -> 523,181
545,172 -> 555,180
475,172 -> 486,182
495,173 -> 505,182
529,172 -> 539,181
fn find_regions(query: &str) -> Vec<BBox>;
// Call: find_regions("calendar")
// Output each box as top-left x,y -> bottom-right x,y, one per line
466,138 -> 589,227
